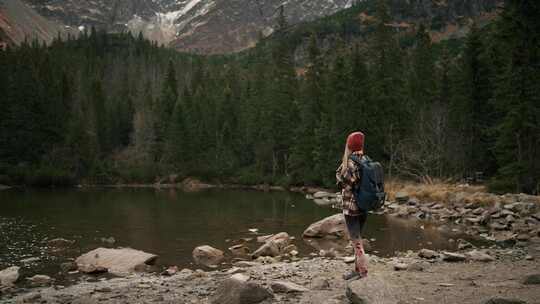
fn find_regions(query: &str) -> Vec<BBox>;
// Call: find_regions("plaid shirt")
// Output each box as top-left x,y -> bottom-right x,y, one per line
335,151 -> 363,216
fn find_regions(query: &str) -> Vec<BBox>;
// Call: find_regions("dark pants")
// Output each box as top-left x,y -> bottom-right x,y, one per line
344,212 -> 367,240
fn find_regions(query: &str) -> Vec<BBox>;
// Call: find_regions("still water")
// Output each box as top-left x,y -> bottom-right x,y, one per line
0,188 -> 460,279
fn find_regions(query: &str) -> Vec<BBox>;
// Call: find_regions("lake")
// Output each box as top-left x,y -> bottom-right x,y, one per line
0,188 -> 463,281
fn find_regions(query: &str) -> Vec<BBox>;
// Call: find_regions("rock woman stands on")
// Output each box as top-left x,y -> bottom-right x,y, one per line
335,131 -> 368,280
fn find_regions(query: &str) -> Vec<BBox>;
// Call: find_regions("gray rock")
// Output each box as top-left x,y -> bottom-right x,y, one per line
482,298 -> 527,304
26,275 -> 52,285
465,250 -> 495,262
303,214 -> 347,238
346,274 -> 397,304
77,248 -> 157,275
311,277 -> 330,290
314,198 -> 334,207
210,274 -> 272,304
394,191 -> 409,203
229,244 -> 251,256
313,191 -> 335,199
442,251 -> 466,262
522,274 -> 540,285
393,263 -> 408,271
21,292 -> 41,303
252,241 -> 280,258
457,239 -> 474,250
408,261 -> 428,272
0,266 -> 19,287
193,245 -> 224,267
270,280 -> 309,293
407,198 -> 419,206
418,249 -> 439,259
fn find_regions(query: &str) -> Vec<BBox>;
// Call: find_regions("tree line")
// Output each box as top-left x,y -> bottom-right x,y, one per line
0,0 -> 538,194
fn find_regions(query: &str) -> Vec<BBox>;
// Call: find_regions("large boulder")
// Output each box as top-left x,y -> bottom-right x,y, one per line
210,274 -> 272,304
193,245 -> 225,267
0,266 -> 19,287
76,247 -> 157,275
346,274 -> 397,304
303,214 -> 347,239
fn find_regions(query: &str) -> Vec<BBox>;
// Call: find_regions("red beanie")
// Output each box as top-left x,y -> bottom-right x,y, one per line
347,131 -> 364,152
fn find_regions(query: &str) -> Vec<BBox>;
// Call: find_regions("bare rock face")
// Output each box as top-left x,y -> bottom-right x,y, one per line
303,214 -> 347,239
76,248 -> 157,275
210,274 -> 272,304
0,266 -> 20,287
346,274 -> 397,304
193,245 -> 225,267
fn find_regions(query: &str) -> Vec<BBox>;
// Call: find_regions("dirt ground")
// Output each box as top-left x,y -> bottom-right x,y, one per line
4,241 -> 540,304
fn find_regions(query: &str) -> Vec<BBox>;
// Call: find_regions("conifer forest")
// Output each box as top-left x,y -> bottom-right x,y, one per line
0,0 -> 538,194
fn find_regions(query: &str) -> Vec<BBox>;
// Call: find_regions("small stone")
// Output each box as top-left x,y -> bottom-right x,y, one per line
457,239 -> 474,250
408,261 -> 428,272
210,275 -> 272,304
94,286 -> 112,292
21,292 -> 41,303
26,275 -> 52,285
525,255 -> 534,260
395,192 -> 409,203
442,251 -> 466,262
270,281 -> 309,293
393,263 -> 408,271
0,266 -> 20,287
311,278 -> 330,290
482,298 -> 527,304
418,249 -> 439,259
193,245 -> 225,267
228,244 -> 251,256
465,250 -> 495,262
522,274 -> 540,285
161,266 -> 178,276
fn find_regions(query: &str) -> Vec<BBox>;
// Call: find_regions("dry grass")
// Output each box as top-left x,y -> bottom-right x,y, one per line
386,179 -> 540,206
386,179 -> 493,205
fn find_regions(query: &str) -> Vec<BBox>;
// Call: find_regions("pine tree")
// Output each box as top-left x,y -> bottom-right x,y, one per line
491,0 -> 540,194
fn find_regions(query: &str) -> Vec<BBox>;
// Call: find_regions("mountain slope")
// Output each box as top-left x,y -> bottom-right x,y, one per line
21,0 -> 354,53
0,0 -> 70,46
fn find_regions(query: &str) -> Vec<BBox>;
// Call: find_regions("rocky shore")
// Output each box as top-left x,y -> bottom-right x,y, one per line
2,186 -> 539,303
2,245 -> 539,304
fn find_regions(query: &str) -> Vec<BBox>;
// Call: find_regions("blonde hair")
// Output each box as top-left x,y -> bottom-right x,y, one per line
340,144 -> 352,176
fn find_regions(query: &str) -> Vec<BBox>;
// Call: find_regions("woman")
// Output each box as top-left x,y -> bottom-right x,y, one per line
336,131 -> 368,280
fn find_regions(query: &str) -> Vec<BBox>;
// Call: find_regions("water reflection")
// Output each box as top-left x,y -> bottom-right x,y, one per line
0,188 -> 461,277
